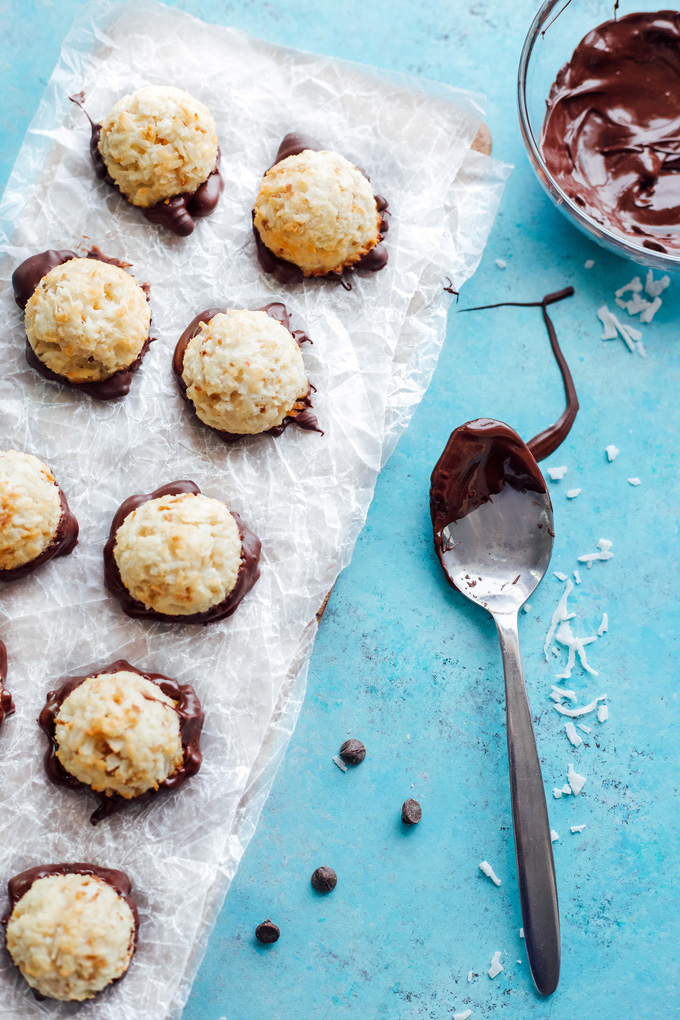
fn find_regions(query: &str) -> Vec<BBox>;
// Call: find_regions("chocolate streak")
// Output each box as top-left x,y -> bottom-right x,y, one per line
429,418 -> 549,587
70,95 -> 223,237
540,12 -> 680,254
12,247 -> 154,401
0,486 -> 79,583
103,481 -> 261,624
253,131 -> 389,288
39,658 -> 204,825
173,304 -> 322,442
0,639 -> 14,727
460,287 -> 578,462
2,862 -> 139,1000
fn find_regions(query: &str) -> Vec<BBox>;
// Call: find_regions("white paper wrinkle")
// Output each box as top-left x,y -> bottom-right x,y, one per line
0,3 -> 508,1018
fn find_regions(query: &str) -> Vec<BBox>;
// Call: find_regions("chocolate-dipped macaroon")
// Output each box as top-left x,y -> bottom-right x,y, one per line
2,863 -> 138,1001
74,86 -> 223,236
104,481 -> 261,624
173,303 -> 322,442
12,247 -> 153,400
253,132 -> 389,285
0,450 -> 78,581
39,658 -> 203,824
0,639 -> 14,727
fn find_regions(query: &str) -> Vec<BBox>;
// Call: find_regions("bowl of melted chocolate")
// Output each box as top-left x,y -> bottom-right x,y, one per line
519,1 -> 680,269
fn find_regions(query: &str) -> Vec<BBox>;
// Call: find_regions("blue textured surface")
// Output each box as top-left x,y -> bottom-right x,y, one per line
2,3 -> 680,1019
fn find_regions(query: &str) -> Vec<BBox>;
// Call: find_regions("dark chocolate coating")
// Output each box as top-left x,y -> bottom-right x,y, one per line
0,484 -> 79,583
401,798 -> 422,825
429,418 -> 549,589
540,12 -> 680,253
460,287 -> 578,462
173,303 -> 322,442
2,862 -> 139,1001
12,247 -> 154,401
103,481 -> 261,625
39,658 -> 204,825
253,132 -> 389,287
75,96 -> 223,237
0,639 -> 15,727
311,866 -> 337,893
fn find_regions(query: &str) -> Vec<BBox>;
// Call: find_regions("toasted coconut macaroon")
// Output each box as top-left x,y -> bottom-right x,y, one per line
254,148 -> 383,277
174,305 -> 322,441
0,638 -> 14,727
40,659 -> 203,823
4,864 -> 138,1002
0,450 -> 78,581
104,481 -> 261,624
23,257 -> 151,394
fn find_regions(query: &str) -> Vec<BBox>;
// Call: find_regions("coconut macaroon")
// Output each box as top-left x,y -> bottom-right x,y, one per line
0,450 -> 63,573
24,258 -> 151,384
253,148 -> 382,276
54,671 -> 185,799
113,491 -> 243,617
182,309 -> 309,435
98,86 -> 218,208
5,871 -> 137,1001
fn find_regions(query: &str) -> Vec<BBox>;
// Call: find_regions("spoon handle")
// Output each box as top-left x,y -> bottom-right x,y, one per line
495,611 -> 560,996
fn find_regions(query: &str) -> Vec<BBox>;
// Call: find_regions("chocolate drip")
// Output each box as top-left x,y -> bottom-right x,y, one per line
2,862 -> 139,999
460,286 -> 578,461
173,304 -> 323,442
430,418 -> 549,586
0,486 -> 78,583
540,12 -> 680,253
39,658 -> 204,825
103,481 -> 261,625
12,247 -> 154,401
72,96 -> 224,237
254,131 -> 389,287
0,639 -> 14,727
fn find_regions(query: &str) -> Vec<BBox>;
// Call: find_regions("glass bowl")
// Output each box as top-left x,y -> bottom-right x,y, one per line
518,0 -> 680,273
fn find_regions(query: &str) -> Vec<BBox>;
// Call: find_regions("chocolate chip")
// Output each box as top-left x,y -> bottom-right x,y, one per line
339,738 -> 366,765
255,919 -> 280,944
401,798 -> 422,825
311,866 -> 337,893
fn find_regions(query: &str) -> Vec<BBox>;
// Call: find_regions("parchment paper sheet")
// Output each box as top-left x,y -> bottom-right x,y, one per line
0,3 -> 510,1016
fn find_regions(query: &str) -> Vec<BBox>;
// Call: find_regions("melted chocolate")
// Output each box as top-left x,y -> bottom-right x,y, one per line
2,862 -> 139,999
12,247 -> 154,401
541,12 -> 680,253
0,485 -> 78,583
71,95 -> 223,237
460,287 -> 578,461
103,481 -> 261,624
0,639 -> 14,727
430,418 -> 549,587
173,304 -> 323,442
39,658 -> 204,825
253,132 -> 389,287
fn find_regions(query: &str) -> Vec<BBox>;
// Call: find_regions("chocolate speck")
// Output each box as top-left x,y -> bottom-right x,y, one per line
401,798 -> 422,825
339,738 -> 366,765
255,919 -> 280,944
311,866 -> 337,893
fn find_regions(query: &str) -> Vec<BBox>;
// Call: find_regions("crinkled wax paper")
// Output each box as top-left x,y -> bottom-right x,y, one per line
0,3 -> 510,1016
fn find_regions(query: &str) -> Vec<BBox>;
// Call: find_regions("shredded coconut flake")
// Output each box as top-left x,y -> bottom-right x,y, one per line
547,465 -> 567,480
551,685 -> 576,703
519,928 -> 524,938
454,1011 -> 472,1020
645,269 -> 670,298
479,861 -> 501,886
553,788 -> 562,799
554,571 -> 568,581
639,297 -> 662,324
597,704 -> 609,723
332,755 -> 347,773
573,570 -> 581,584
570,824 -> 586,834
597,613 -> 608,637
578,724 -> 591,734
555,620 -> 598,679
467,971 -> 473,983
615,277 -> 643,298
636,340 -> 646,358
488,951 -> 503,979
523,603 -> 531,613
565,721 -> 583,747
551,829 -> 559,842
562,783 -> 572,795
495,259 -> 507,270
566,488 -> 581,499
598,305 -> 641,351
578,538 -> 613,567
554,694 -> 607,718
605,445 -> 619,462
627,477 -> 641,486
567,763 -> 586,795
544,579 -> 575,660
585,259 -> 595,269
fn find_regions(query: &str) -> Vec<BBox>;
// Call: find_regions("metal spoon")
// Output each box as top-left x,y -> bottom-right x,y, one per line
430,417 -> 560,996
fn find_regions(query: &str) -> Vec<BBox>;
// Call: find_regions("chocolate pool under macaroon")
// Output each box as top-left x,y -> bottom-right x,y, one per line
0,449 -> 78,581
2,863 -> 138,1002
253,132 -> 389,285
39,658 -> 203,824
12,247 -> 153,400
73,85 -> 223,237
173,302 -> 322,442
0,638 -> 14,727
104,481 -> 261,623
